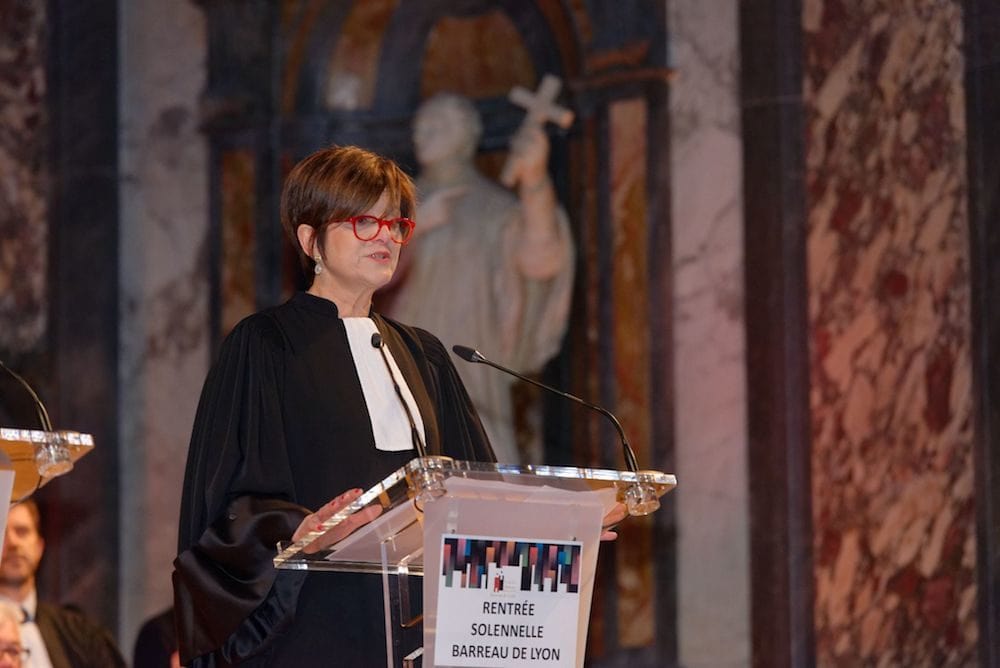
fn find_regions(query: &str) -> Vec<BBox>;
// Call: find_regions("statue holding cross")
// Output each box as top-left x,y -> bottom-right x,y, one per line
384,81 -> 576,465
500,74 -> 575,186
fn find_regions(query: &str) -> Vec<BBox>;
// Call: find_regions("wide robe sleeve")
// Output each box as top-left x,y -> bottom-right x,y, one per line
173,314 -> 308,666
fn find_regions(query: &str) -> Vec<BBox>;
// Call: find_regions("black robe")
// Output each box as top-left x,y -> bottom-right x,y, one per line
35,601 -> 127,668
173,292 -> 494,666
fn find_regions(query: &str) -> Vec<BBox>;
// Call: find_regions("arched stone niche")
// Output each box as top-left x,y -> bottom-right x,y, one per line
198,0 -> 676,660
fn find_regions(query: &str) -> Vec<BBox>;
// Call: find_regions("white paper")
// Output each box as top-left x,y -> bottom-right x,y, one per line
0,469 -> 16,553
434,533 -> 583,667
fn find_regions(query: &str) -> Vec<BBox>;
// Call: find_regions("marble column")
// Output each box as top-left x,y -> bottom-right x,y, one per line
803,1 -> 976,663
118,0 -> 209,652
668,1 -> 750,665
0,0 -> 47,355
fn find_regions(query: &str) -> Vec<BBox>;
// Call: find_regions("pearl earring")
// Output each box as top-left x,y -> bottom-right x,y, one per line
314,255 -> 322,275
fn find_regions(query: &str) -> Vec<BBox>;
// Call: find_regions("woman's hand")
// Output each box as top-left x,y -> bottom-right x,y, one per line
600,502 -> 628,542
293,488 -> 384,554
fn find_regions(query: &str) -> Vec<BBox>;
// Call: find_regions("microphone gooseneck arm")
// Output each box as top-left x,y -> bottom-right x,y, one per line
0,359 -> 53,431
371,333 -> 429,459
451,345 -> 640,473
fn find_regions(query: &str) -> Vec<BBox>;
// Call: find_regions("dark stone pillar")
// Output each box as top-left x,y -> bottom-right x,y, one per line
740,1 -> 815,666
964,1 -> 1000,665
42,0 -> 120,632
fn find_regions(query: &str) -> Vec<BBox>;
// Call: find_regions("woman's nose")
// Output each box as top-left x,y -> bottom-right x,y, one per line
374,221 -> 393,241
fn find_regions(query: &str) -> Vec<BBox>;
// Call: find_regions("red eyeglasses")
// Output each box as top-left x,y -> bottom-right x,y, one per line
332,215 -> 416,244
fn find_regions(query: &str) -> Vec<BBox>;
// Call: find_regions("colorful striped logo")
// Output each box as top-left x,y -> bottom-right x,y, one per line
441,536 -> 582,594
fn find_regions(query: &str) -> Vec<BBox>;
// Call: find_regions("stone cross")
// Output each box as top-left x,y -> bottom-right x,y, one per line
500,74 -> 574,186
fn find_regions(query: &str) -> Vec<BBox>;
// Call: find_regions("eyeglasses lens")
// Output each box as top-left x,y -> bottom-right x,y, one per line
388,220 -> 408,241
353,216 -> 380,240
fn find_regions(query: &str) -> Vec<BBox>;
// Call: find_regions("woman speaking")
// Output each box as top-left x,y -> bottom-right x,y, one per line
173,146 -> 495,666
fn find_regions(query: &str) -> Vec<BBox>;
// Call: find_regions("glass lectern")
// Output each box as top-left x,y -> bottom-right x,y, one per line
274,456 -> 675,668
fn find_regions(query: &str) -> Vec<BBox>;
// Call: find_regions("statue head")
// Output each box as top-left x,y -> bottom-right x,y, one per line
413,93 -> 482,168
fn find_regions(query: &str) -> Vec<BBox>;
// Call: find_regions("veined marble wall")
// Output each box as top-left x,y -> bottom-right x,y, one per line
0,0 -> 47,354
804,1 -> 976,664
608,97 -> 656,648
669,1 -> 749,666
119,0 -> 209,652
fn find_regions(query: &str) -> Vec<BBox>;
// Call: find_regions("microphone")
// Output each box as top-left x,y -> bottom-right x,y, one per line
0,360 -> 76,485
0,359 -> 53,431
371,333 -> 428,459
451,345 -> 640,473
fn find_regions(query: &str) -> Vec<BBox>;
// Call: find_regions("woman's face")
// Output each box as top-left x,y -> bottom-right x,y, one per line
314,189 -> 402,296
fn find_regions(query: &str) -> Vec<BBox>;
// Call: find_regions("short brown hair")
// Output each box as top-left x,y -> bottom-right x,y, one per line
280,145 -> 416,280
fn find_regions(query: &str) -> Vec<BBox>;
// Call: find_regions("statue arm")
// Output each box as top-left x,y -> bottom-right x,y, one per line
507,125 -> 570,280
415,184 -> 467,236
383,185 -> 466,290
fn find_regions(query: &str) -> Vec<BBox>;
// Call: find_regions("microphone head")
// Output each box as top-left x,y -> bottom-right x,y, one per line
451,345 -> 485,363
371,332 -> 383,349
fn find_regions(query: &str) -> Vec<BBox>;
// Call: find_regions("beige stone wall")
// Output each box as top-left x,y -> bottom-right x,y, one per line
118,0 -> 210,652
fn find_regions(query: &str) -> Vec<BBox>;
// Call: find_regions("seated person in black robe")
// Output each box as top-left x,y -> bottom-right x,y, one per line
132,607 -> 178,667
173,145 -> 495,666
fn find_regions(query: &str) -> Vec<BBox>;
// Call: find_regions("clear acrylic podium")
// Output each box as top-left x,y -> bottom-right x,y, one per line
0,427 -> 94,503
274,456 -> 676,667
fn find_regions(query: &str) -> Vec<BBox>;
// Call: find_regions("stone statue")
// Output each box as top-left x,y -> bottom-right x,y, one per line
385,91 -> 574,464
